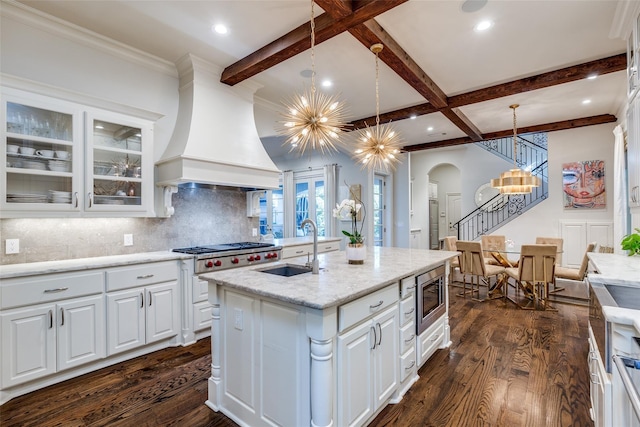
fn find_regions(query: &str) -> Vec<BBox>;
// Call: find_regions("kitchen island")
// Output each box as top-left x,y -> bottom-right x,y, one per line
199,246 -> 458,427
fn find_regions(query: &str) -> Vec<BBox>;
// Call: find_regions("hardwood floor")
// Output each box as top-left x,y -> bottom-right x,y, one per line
0,289 -> 593,427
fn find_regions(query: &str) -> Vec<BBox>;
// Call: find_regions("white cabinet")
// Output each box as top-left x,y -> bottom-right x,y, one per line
106,282 -> 178,355
337,284 -> 399,427
395,275 -> 417,400
560,220 -> 613,267
1,270 -> 106,389
1,86 -> 154,217
280,238 -> 341,259
588,325 -> 612,427
105,262 -> 179,356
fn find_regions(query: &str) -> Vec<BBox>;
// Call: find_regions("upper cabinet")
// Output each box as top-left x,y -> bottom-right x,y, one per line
1,87 -> 154,218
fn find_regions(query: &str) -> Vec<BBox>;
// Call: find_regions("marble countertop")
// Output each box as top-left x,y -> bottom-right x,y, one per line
0,251 -> 191,279
587,253 -> 640,287
200,246 -> 459,310
273,236 -> 341,247
603,306 -> 640,334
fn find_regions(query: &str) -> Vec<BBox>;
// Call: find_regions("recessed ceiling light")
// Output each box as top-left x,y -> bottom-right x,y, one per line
474,20 -> 493,31
95,125 -> 104,129
461,0 -> 487,13
427,126 -> 434,132
587,74 -> 598,80
321,79 -> 332,88
582,99 -> 592,105
212,24 -> 228,34
300,69 -> 313,78
410,115 -> 417,120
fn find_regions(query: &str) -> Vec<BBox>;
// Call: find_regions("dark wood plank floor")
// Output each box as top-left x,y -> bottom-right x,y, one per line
0,289 -> 592,427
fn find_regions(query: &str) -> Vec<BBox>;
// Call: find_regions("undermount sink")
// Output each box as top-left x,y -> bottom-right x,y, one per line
259,264 -> 313,277
604,284 -> 640,310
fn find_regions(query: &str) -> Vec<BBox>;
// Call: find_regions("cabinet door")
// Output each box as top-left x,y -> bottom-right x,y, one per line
1,304 -> 56,387
337,320 -> 374,427
57,295 -> 106,371
145,282 -> 179,344
107,289 -> 145,356
85,111 -> 153,214
373,305 -> 399,408
2,89 -> 82,217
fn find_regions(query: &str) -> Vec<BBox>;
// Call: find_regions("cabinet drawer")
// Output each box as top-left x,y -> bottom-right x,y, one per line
106,261 -> 177,292
400,346 -> 417,383
399,295 -> 415,327
338,283 -> 399,333
400,321 -> 416,355
281,244 -> 313,259
192,277 -> 208,303
194,301 -> 212,332
418,318 -> 444,367
318,241 -> 340,253
1,271 -> 104,309
400,275 -> 416,299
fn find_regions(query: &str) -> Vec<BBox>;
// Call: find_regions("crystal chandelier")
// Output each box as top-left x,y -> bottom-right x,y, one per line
353,44 -> 403,171
490,104 -> 540,194
279,0 -> 349,155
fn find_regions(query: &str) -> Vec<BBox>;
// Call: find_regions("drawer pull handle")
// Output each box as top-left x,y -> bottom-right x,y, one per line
405,307 -> 415,316
60,307 -> 64,326
431,334 -> 440,343
370,300 -> 384,309
44,287 -> 69,293
137,274 -> 154,279
405,361 -> 416,371
590,372 -> 600,385
49,310 -> 53,329
404,335 -> 415,344
295,250 -> 304,254
140,292 -> 144,308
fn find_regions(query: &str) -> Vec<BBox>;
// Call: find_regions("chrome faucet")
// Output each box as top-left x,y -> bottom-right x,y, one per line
301,218 -> 319,274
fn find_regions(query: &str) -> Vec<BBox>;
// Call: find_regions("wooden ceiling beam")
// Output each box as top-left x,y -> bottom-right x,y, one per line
448,53 -> 627,108
221,0 -> 406,86
403,114 -> 617,151
439,107 -> 483,141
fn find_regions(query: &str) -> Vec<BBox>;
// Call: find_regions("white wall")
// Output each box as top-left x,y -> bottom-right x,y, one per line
410,122 -> 616,249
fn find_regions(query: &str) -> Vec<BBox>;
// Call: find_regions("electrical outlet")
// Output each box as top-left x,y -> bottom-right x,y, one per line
252,228 -> 258,237
234,308 -> 243,331
5,239 -> 19,254
123,234 -> 133,246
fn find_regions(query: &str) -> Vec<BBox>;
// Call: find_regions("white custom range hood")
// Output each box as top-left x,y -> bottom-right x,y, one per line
156,54 -> 281,190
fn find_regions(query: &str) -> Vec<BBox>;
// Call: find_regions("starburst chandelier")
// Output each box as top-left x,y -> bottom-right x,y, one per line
490,104 -> 541,194
279,0 -> 349,155
353,44 -> 403,171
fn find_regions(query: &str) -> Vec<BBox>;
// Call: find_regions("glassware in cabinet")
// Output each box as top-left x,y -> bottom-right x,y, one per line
3,96 -> 80,210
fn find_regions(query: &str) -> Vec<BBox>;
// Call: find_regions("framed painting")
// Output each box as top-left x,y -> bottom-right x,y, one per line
562,160 -> 605,209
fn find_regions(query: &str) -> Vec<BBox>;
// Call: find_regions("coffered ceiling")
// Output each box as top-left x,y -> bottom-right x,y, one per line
15,0 -> 629,155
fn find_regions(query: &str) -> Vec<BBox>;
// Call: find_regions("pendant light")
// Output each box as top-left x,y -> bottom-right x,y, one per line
279,0 -> 349,155
353,44 -> 403,171
490,104 -> 540,194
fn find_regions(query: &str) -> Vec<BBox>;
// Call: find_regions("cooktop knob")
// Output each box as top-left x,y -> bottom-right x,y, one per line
214,260 -> 222,267
248,255 -> 255,261
205,261 -> 214,268
255,255 -> 261,261
231,257 -> 239,264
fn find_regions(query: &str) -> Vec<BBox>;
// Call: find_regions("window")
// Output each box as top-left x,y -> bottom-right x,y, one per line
259,186 -> 284,238
295,173 -> 325,237
373,175 -> 385,246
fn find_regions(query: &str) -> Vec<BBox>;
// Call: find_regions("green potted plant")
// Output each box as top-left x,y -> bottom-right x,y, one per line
621,227 -> 640,256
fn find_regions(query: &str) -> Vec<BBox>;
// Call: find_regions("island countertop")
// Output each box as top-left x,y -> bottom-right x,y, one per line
199,246 -> 459,309
587,253 -> 640,287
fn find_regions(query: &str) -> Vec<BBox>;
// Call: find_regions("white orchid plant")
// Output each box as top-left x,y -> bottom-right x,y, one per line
333,198 -> 364,245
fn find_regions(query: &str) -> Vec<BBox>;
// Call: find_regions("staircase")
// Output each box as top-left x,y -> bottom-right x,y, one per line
455,133 -> 549,241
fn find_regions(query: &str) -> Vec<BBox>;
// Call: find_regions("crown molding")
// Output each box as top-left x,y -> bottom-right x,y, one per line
610,0 -> 640,40
1,0 -> 178,78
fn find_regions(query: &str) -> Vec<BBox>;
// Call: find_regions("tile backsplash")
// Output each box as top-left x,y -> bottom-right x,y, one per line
0,186 -> 258,265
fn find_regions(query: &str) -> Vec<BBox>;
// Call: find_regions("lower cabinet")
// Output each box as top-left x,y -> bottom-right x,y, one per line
1,294 -> 105,388
588,326 -> 612,427
106,282 -> 179,356
337,303 -> 398,427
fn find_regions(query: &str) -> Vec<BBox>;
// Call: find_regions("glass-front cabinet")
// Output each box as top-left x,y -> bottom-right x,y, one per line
86,112 -> 151,212
1,87 -> 154,217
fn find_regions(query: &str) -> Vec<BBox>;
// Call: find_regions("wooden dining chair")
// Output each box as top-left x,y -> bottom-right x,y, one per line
456,240 -> 505,302
481,235 -> 505,265
505,244 -> 557,310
